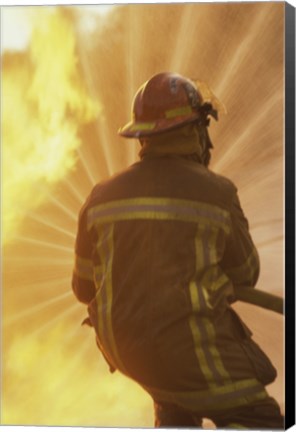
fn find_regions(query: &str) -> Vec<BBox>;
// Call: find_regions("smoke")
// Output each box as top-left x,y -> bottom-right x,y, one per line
2,7 -> 100,245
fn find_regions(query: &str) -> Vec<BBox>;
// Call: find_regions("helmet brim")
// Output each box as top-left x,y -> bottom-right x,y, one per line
118,113 -> 199,138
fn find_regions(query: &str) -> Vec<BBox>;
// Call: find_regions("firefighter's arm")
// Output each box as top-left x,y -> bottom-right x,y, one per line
72,203 -> 96,305
220,191 -> 284,314
221,191 -> 260,291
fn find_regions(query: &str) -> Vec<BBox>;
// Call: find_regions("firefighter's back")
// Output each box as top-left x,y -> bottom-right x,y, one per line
86,155 -> 245,389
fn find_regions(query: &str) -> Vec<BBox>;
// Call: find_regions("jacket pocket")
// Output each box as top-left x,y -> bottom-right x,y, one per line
240,338 -> 277,385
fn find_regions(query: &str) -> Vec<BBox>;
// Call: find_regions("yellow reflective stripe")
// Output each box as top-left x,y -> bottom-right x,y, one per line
143,379 -> 268,413
104,225 -> 123,368
95,230 -> 108,358
189,281 -> 200,313
88,197 -> 229,216
96,288 -> 104,354
189,281 -> 216,389
165,105 -> 193,119
201,286 -> 213,310
96,224 -> 126,372
130,122 -> 156,131
208,226 -> 219,264
196,225 -> 229,294
94,265 -> 103,285
201,317 -> 231,383
195,224 -> 206,275
88,198 -> 230,234
195,227 -> 214,310
200,268 -> 231,307
210,272 -> 229,292
226,247 -> 259,284
192,225 -> 231,386
74,255 -> 93,281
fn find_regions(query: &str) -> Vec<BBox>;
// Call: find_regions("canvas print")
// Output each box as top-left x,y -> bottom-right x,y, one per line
1,2 -> 291,429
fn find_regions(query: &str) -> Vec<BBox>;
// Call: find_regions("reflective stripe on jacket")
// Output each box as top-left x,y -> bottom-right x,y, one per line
72,154 -> 276,413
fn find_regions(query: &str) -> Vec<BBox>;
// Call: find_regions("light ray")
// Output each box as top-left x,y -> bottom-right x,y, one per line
169,4 -> 203,72
4,256 -> 73,266
30,302 -> 81,338
3,291 -> 72,326
27,212 -> 76,239
126,6 -> 139,165
213,91 -> 282,172
214,4 -> 276,97
76,36 -> 116,176
76,147 -> 97,186
63,177 -> 87,204
12,276 -> 71,290
257,235 -> 283,249
93,116 -> 121,175
251,218 -> 283,230
15,235 -> 73,253
47,192 -> 79,221
56,314 -> 96,351
239,170 -> 283,199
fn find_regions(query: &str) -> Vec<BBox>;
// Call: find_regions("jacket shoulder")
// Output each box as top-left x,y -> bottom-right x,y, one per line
210,170 -> 237,194
86,165 -> 137,204
201,169 -> 238,209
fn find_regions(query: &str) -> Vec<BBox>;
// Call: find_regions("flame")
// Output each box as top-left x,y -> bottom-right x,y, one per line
2,321 -> 153,426
2,7 -> 100,245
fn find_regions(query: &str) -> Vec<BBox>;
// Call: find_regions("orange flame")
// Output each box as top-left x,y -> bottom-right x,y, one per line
2,7 -> 100,245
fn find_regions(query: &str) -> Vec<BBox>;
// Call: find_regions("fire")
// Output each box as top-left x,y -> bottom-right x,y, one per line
2,7 -> 100,245
2,322 -> 153,426
2,6 -> 153,428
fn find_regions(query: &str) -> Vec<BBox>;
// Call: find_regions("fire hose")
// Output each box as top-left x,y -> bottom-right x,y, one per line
81,288 -> 284,329
234,287 -> 284,315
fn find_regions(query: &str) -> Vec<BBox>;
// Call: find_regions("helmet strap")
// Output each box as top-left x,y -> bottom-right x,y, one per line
194,102 -> 217,167
196,124 -> 213,168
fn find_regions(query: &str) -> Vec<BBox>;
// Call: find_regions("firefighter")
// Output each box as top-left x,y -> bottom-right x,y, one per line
72,72 -> 284,428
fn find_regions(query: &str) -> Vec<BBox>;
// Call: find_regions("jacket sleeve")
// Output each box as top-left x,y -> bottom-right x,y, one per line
221,191 -> 260,290
72,202 -> 96,305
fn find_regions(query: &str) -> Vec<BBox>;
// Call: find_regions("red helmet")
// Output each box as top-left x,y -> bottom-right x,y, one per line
118,72 -> 218,138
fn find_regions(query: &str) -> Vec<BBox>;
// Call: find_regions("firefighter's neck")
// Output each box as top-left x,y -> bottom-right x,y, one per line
139,124 -> 203,161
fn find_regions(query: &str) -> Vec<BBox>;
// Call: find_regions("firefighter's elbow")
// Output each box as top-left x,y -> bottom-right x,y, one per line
72,276 -> 86,304
72,274 -> 95,304
73,287 -> 90,305
252,256 -> 260,287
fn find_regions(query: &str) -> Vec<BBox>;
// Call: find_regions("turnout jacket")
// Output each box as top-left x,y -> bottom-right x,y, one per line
72,154 -> 276,414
